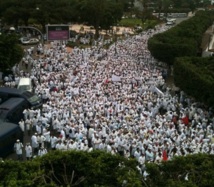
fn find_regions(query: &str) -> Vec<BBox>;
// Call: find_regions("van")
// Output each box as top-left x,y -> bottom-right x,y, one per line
0,97 -> 29,123
17,77 -> 33,92
0,87 -> 42,109
166,18 -> 176,25
0,120 -> 23,158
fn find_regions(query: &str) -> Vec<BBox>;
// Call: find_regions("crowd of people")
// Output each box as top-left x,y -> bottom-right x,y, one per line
6,24 -> 214,174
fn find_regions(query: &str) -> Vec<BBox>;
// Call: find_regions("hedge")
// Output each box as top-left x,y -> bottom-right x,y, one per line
148,11 -> 214,65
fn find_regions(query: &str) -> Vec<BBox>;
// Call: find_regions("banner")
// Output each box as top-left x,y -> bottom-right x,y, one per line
112,74 -> 121,82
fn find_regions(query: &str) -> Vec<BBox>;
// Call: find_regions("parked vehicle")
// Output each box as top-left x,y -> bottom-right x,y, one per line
0,97 -> 29,123
17,78 -> 33,92
21,38 -> 39,45
0,87 -> 42,109
166,18 -> 176,25
19,37 -> 30,44
0,120 -> 23,158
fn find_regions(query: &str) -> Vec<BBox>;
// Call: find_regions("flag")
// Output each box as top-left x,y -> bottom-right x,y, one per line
182,116 -> 189,125
162,150 -> 168,161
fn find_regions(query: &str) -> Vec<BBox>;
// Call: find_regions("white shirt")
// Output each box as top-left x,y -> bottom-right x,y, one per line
138,155 -> 145,165
38,148 -> 47,156
25,145 -> 32,157
14,142 -> 23,155
31,135 -> 38,148
50,136 -> 58,148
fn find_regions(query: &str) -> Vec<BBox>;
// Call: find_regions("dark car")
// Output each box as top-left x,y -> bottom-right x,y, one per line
0,120 -> 23,158
0,97 -> 29,123
0,87 -> 42,109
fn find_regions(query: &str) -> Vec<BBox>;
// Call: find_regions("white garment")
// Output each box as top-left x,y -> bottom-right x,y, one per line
38,148 -> 47,156
50,136 -> 58,149
14,142 -> 23,155
19,121 -> 25,132
25,145 -> 32,158
56,143 -> 64,150
138,155 -> 145,165
31,135 -> 38,148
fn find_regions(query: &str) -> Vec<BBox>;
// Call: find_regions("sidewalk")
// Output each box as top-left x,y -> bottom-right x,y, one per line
70,24 -> 134,35
201,25 -> 214,57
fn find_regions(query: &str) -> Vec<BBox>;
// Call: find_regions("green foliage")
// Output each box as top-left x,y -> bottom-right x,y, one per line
147,10 -> 214,107
148,10 -> 214,65
0,34 -> 23,71
146,154 -> 214,187
0,0 -> 125,36
79,0 -> 123,38
0,150 -> 142,187
0,159 -> 45,187
118,18 -> 160,31
1,152 -> 214,187
174,56 -> 214,107
144,20 -> 160,30
119,18 -> 142,28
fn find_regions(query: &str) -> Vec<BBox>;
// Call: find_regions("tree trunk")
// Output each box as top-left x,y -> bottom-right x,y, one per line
95,26 -> 99,39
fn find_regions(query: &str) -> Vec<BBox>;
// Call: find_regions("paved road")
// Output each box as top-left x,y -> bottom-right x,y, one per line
2,16 -> 198,161
6,131 -> 33,161
4,43 -> 38,161
175,17 -> 189,25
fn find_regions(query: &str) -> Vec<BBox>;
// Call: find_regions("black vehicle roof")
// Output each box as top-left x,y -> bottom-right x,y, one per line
0,97 -> 26,110
0,120 -> 21,137
0,87 -> 42,109
0,87 -> 34,99
0,87 -> 25,95
0,98 -> 27,119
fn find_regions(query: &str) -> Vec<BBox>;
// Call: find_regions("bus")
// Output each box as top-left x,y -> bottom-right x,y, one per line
0,97 -> 29,124
0,87 -> 42,109
0,120 -> 23,158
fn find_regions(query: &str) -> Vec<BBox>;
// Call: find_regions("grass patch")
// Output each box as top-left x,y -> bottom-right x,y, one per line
118,18 -> 142,28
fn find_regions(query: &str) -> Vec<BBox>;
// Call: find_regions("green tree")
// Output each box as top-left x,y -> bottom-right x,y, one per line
0,0 -> 80,32
16,0 -> 34,26
0,0 -> 34,27
146,154 -> 214,187
100,0 -> 124,31
171,0 -> 201,11
0,34 -> 23,71
79,0 -> 123,38
2,7 -> 20,27
0,150 -> 142,187
137,0 -> 152,22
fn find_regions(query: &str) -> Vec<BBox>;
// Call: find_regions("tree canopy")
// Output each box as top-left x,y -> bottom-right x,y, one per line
0,34 -> 23,71
1,151 -> 214,187
78,0 -> 123,38
0,150 -> 142,187
0,0 -> 124,37
145,153 -> 214,187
